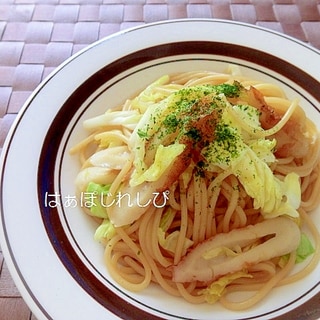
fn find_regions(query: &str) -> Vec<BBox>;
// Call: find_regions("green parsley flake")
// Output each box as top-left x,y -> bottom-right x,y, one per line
137,82 -> 246,168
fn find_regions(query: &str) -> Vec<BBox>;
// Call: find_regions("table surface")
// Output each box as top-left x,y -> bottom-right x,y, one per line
0,1 -> 320,319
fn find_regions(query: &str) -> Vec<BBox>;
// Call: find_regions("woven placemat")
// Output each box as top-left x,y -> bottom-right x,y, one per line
0,1 -> 320,320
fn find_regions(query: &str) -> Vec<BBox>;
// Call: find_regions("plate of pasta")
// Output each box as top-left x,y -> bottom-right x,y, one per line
1,19 -> 320,320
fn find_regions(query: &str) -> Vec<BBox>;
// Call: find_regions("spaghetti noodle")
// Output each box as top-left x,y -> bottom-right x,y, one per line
70,67 -> 320,309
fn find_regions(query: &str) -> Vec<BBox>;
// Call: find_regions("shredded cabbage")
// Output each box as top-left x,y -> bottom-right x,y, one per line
295,233 -> 315,263
232,104 -> 261,129
94,218 -> 116,242
158,208 -> 193,255
129,98 -> 171,182
158,229 -> 193,256
131,75 -> 170,113
201,99 -> 301,219
130,143 -> 185,186
199,271 -> 252,304
279,233 -> 315,267
85,182 -> 116,242
85,182 -> 111,218
231,146 -> 300,219
249,138 -> 276,163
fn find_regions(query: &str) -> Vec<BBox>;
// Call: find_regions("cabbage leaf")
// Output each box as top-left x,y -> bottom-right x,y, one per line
158,229 -> 193,256
94,218 -> 116,243
158,208 -> 193,256
279,233 -> 315,267
130,143 -> 185,186
85,182 -> 111,218
296,233 -> 315,263
199,271 -> 252,304
231,146 -> 300,219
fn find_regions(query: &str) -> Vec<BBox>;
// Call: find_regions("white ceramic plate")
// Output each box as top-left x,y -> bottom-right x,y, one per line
1,19 -> 320,320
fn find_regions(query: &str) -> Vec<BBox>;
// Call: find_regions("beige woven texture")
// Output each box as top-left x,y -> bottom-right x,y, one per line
0,1 -> 320,319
